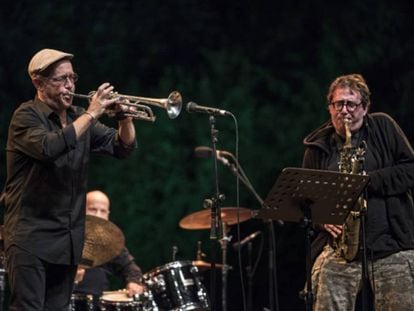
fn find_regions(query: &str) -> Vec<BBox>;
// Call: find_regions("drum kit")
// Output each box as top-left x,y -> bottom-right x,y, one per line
71,207 -> 254,311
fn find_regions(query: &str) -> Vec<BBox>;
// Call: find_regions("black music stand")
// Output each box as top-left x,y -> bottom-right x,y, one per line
255,167 -> 369,311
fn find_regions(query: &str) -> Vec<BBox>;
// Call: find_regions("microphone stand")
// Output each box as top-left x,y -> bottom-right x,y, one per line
352,144 -> 371,311
359,196 -> 371,311
222,155 -> 280,311
246,241 -> 253,311
219,223 -> 232,311
359,159 -> 371,311
208,115 -> 225,311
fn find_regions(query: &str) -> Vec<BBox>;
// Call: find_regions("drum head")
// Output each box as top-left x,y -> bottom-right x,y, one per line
101,291 -> 133,302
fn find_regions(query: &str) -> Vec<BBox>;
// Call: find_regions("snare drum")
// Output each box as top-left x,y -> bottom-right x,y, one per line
144,260 -> 209,311
69,293 -> 94,311
99,290 -> 156,311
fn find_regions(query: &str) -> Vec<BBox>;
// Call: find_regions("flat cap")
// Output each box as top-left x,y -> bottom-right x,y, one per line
28,48 -> 74,78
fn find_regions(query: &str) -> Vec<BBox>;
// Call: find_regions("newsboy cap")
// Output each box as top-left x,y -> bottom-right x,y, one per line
28,48 -> 74,79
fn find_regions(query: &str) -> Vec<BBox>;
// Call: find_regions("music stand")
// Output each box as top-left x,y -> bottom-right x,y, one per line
255,167 -> 369,311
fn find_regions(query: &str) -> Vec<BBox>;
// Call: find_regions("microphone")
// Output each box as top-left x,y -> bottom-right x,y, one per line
194,146 -> 233,166
233,231 -> 262,250
186,102 -> 230,116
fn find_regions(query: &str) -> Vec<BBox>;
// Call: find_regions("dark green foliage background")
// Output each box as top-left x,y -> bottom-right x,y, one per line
1,1 -> 413,309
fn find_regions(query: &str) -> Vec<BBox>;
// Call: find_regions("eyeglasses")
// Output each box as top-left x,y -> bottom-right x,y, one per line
47,73 -> 78,85
330,100 -> 361,112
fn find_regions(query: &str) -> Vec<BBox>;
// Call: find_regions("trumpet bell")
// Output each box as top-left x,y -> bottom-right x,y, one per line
166,91 -> 182,119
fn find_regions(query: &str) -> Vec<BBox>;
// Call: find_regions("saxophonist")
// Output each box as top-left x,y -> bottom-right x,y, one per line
302,74 -> 414,310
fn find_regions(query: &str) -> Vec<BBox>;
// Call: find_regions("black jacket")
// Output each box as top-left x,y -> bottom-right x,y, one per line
303,112 -> 414,260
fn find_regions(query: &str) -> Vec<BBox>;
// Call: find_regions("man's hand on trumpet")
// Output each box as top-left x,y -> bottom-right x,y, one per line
105,98 -> 139,121
86,83 -> 121,120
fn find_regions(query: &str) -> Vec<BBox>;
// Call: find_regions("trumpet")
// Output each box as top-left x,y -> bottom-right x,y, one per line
68,90 -> 182,122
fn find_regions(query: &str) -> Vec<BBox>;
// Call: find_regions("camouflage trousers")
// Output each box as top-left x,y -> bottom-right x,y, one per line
311,245 -> 414,311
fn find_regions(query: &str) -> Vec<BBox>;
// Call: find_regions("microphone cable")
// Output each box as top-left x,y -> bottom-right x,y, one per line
228,112 -> 248,311
227,112 -> 279,311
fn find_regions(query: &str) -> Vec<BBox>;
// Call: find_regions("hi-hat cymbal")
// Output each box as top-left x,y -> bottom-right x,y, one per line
193,260 -> 224,271
179,207 -> 253,230
81,215 -> 125,268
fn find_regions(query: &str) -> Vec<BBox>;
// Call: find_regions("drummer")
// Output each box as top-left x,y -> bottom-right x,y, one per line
73,190 -> 145,308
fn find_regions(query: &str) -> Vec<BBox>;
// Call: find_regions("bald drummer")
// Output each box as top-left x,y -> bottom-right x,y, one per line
73,190 -> 145,308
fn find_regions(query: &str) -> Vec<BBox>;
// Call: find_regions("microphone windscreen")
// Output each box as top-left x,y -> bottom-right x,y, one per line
186,102 -> 196,113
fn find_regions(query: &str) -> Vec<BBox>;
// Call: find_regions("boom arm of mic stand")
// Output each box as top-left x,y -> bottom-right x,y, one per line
225,155 -> 283,226
226,155 -> 281,311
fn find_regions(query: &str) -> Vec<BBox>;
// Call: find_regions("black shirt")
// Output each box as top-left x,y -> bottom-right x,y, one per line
74,247 -> 143,297
3,98 -> 135,265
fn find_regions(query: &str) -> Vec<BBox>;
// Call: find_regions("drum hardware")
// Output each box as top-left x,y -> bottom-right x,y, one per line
192,241 -> 225,272
192,260 -> 224,272
172,246 -> 179,261
179,208 -> 251,310
196,241 -> 205,261
81,215 -> 125,268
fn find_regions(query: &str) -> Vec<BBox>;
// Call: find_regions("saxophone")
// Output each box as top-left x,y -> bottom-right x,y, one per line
335,118 -> 367,261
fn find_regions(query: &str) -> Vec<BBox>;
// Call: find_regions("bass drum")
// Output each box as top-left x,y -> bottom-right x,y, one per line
144,260 -> 209,311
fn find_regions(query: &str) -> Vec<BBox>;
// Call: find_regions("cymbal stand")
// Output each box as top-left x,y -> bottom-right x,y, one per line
172,246 -> 178,261
197,241 -> 206,261
219,223 -> 232,311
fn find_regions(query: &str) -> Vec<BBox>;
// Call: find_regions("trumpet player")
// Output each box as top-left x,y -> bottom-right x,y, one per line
302,74 -> 414,310
2,48 -> 137,310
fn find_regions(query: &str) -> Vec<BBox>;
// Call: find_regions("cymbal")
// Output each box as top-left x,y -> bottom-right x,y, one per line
179,207 -> 253,230
81,215 -> 125,268
193,260 -> 224,271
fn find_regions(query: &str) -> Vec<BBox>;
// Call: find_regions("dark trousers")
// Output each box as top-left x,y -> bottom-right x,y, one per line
6,245 -> 77,311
